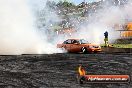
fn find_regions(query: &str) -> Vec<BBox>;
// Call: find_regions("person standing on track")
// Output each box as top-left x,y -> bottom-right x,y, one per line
104,31 -> 108,47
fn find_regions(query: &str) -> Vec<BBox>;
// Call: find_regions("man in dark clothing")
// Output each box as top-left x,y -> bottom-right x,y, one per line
104,31 -> 108,47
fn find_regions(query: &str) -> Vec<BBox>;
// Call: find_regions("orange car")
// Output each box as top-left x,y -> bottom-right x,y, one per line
57,39 -> 102,53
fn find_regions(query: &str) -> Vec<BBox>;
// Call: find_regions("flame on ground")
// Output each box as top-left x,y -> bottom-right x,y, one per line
78,65 -> 86,76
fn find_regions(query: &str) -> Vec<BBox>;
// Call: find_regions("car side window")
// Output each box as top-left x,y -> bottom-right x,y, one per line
72,40 -> 77,44
63,41 -> 67,44
64,40 -> 72,44
72,40 -> 80,44
67,40 -> 72,44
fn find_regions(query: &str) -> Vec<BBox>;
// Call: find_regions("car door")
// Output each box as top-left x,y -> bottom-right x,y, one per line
70,40 -> 81,52
63,39 -> 72,52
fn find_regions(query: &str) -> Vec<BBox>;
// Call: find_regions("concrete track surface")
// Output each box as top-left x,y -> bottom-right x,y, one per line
0,53 -> 131,88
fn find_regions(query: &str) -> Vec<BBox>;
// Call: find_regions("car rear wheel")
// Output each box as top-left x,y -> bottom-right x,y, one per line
61,47 -> 67,53
81,47 -> 87,53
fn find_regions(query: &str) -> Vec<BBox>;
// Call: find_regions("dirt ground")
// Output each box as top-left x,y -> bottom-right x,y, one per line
0,53 -> 131,88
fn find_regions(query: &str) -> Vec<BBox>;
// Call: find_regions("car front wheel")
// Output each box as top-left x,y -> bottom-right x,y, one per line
81,47 -> 87,53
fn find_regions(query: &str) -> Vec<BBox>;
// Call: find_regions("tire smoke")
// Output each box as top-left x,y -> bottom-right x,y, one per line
68,0 -> 132,44
0,0 -> 62,55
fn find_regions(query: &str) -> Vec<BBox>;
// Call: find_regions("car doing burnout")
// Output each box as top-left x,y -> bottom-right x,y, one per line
57,39 -> 102,53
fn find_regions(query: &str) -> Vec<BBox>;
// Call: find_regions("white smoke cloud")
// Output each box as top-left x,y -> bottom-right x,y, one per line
70,0 -> 132,44
1,0 -> 131,55
0,0 -> 62,55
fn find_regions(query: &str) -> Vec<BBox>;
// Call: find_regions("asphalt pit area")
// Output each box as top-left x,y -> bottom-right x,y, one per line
0,53 -> 131,88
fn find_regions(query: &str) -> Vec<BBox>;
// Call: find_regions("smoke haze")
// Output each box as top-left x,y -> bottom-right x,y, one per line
69,0 -> 132,44
0,0 -> 62,55
0,0 -> 132,55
